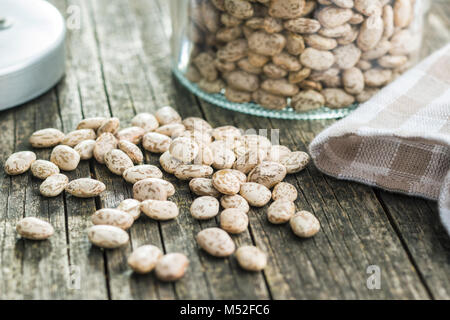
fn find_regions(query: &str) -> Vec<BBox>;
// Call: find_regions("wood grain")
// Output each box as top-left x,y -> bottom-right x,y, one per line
0,0 -> 448,299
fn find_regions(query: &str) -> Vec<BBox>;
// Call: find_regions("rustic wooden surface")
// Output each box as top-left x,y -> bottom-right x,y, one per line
0,0 -> 449,300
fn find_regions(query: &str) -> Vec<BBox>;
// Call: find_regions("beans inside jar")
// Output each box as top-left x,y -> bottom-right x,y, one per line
181,0 -> 423,111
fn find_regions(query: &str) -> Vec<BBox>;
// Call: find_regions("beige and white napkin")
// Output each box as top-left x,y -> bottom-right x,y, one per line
310,43 -> 450,233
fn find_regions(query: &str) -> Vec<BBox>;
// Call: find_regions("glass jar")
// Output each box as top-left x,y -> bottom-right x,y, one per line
170,0 -> 428,120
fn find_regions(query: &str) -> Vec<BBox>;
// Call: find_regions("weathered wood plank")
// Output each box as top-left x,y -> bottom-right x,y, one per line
86,0 -> 175,300
50,0 -> 111,299
148,0 -> 446,300
375,192 -> 450,299
18,92 -> 72,299
135,0 -> 270,300
191,101 -> 429,299
372,0 -> 450,300
277,117 -> 430,299
56,0 -> 139,300
0,109 -> 22,299
0,92 -> 70,300
0,0 -> 448,300
89,0 -> 270,299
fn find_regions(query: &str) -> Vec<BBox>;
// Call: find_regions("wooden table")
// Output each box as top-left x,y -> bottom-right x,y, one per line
0,0 -> 449,300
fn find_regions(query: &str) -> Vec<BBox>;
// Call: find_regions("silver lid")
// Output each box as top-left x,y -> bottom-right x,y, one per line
0,0 -> 66,111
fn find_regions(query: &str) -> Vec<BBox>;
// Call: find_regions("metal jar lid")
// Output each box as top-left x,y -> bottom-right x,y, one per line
0,0 -> 66,111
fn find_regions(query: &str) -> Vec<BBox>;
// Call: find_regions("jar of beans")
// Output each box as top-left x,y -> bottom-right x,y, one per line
170,0 -> 428,119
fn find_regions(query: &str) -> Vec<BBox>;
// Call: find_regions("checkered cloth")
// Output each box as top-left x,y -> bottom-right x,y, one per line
310,43 -> 450,234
